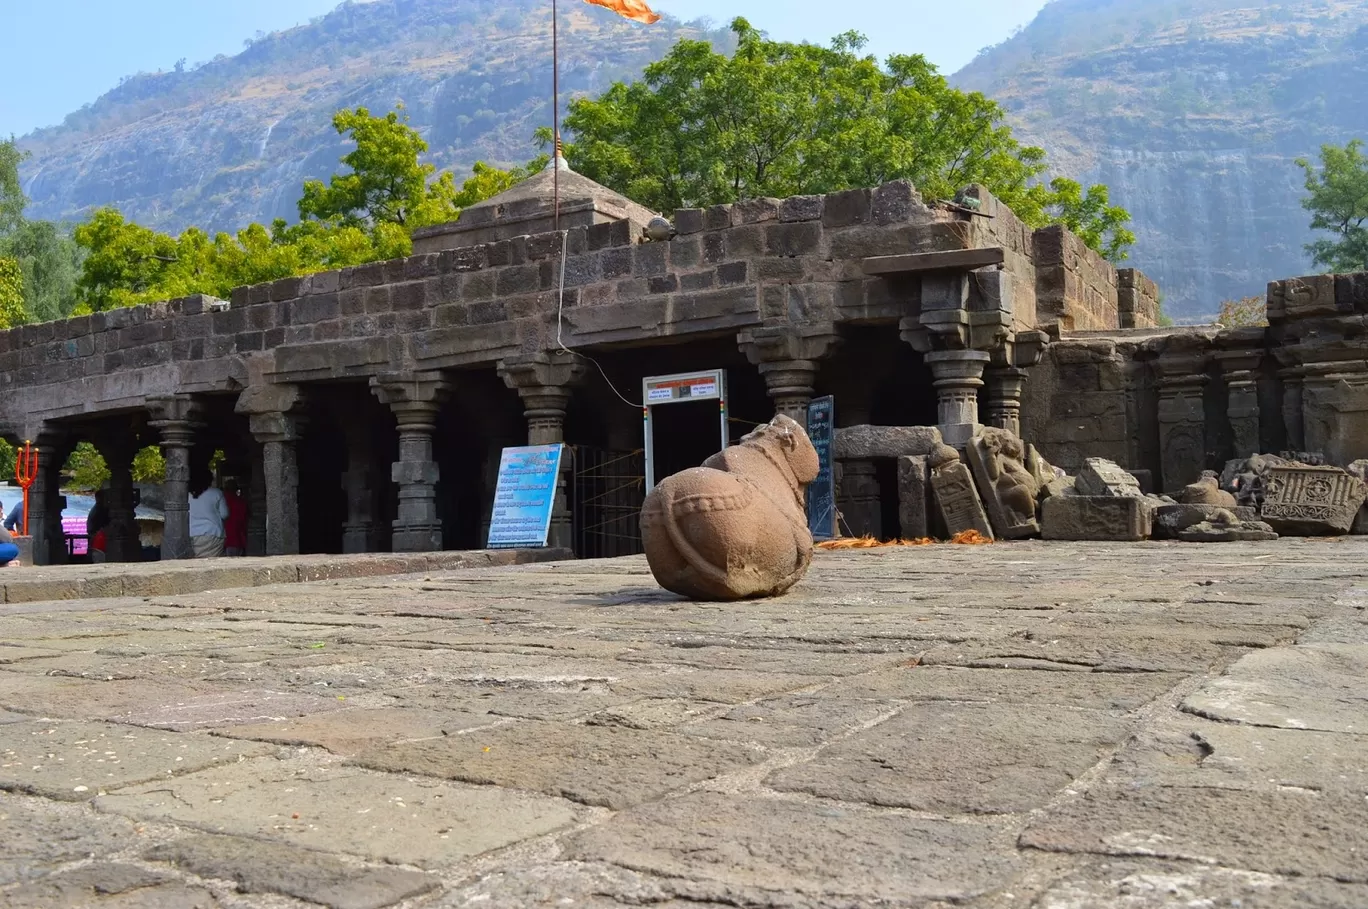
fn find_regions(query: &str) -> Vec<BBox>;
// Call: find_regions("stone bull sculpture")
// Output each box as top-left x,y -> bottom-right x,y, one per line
640,414 -> 820,601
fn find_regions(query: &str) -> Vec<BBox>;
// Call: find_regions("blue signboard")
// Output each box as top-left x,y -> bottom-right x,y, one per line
487,444 -> 565,549
806,396 -> 837,541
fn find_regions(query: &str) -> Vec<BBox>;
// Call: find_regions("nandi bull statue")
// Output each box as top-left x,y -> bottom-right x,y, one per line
640,414 -> 820,601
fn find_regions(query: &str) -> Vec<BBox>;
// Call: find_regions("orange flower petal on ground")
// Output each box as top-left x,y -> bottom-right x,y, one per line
582,0 -> 660,25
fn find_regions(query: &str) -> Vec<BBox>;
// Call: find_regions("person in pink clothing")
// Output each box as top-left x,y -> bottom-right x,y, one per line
223,479 -> 248,557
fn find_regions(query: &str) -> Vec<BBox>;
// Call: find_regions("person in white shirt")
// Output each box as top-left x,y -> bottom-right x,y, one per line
187,465 -> 230,559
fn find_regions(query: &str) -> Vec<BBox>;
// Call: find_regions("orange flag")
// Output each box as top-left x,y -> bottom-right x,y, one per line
582,0 -> 660,24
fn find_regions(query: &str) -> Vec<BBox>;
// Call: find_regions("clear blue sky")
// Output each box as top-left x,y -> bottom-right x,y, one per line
1,0 -> 1049,139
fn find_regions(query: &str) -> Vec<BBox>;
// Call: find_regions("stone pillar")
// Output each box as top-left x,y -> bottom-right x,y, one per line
985,366 -> 1028,437
101,434 -> 141,562
738,324 -> 840,423
1279,364 -> 1306,452
250,413 -> 303,556
247,444 -> 267,557
26,434 -> 68,566
499,354 -> 587,551
371,371 -> 450,553
340,422 -> 379,554
149,395 -> 201,561
1216,350 -> 1263,459
1155,355 -> 1209,493
924,350 -> 991,449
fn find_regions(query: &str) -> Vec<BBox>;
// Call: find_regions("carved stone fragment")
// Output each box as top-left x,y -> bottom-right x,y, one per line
640,414 -> 819,601
1041,496 -> 1150,542
930,458 -> 994,539
1153,503 -> 1259,539
965,428 -> 1040,539
1074,458 -> 1143,498
1260,466 -> 1368,536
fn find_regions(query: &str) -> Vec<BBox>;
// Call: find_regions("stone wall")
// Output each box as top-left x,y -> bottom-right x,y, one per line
1033,226 -> 1121,332
1117,268 -> 1160,329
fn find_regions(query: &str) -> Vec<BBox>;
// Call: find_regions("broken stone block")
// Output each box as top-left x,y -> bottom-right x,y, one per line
1347,460 -> 1368,534
833,425 -> 942,460
1153,504 -> 1259,540
1260,466 -> 1368,536
1041,496 -> 1150,542
930,460 -> 994,539
1179,520 -> 1279,542
1074,459 -> 1144,498
896,456 -> 930,540
965,429 -> 1040,539
640,414 -> 819,601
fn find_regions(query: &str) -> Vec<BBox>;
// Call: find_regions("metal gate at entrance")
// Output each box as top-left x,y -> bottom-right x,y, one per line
643,369 -> 729,492
571,446 -> 645,559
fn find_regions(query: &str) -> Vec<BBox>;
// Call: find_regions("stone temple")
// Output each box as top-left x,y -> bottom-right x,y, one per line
2,163 -> 1364,564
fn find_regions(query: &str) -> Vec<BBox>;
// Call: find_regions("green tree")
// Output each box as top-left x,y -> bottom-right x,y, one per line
0,138 -> 83,321
1297,139 -> 1368,273
557,19 -> 1133,260
0,257 -> 26,329
132,445 -> 166,483
64,442 -> 109,492
299,107 -> 456,229
0,138 -> 25,236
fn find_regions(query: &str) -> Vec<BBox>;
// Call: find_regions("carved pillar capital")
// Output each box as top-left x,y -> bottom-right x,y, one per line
371,371 -> 452,432
925,350 -> 991,449
738,324 -> 840,422
499,354 -> 586,446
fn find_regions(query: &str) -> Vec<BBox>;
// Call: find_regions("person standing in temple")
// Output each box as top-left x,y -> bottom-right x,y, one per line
223,479 -> 247,557
87,490 -> 110,563
187,466 -> 229,558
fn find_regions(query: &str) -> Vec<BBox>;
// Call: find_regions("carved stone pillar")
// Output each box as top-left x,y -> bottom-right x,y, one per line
340,419 -> 381,554
149,395 -> 201,561
1279,364 -> 1307,453
1216,350 -> 1263,459
250,412 -> 303,556
1155,354 -> 1209,493
100,433 -> 141,562
27,433 -> 69,566
738,324 -> 840,423
372,371 -> 450,553
923,350 -> 991,449
985,367 -> 1027,437
499,354 -> 586,551
247,443 -> 267,557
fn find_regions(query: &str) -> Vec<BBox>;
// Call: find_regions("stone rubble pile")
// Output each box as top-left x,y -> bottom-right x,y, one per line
841,424 -> 1368,544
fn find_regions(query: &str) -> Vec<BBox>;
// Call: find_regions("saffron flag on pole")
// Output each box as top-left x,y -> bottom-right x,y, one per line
582,0 -> 660,24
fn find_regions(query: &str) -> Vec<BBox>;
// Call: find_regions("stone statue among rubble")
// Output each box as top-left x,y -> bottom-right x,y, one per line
966,427 -> 1041,538
640,414 -> 820,601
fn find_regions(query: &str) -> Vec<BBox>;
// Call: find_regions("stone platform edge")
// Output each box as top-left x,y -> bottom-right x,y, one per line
0,548 -> 573,605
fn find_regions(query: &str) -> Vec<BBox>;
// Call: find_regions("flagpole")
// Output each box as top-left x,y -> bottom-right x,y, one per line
552,0 -> 560,234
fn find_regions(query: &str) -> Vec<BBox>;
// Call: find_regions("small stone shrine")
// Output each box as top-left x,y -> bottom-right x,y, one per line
640,414 -> 819,601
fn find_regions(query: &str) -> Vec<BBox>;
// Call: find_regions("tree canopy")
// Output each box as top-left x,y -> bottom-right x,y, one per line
0,139 -> 82,323
1298,139 -> 1368,274
558,19 -> 1135,261
0,257 -> 26,330
74,107 -> 541,312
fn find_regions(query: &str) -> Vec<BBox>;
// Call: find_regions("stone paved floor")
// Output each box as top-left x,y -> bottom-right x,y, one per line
1,539 -> 1366,909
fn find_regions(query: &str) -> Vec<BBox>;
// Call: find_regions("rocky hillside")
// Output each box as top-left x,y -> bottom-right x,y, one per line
17,0 -> 714,236
955,0 -> 1368,319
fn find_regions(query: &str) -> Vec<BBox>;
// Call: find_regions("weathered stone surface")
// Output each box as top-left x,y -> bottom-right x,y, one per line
1179,519 -> 1278,542
965,428 -> 1042,539
1262,465 -> 1368,535
97,760 -> 581,868
930,459 -> 994,538
833,424 -> 942,460
1181,643 -> 1368,734
0,720 -> 272,800
1153,503 -> 1259,538
148,833 -> 439,909
838,666 -> 1183,712
1041,495 -> 1150,541
352,720 -> 764,809
895,455 -> 929,539
640,414 -> 818,601
1074,457 -> 1144,497
215,706 -> 502,755
768,703 -> 1128,814
565,791 -> 1021,904
0,793 -> 148,886
0,865 -> 218,909
1032,858 -> 1368,909
1021,784 -> 1368,883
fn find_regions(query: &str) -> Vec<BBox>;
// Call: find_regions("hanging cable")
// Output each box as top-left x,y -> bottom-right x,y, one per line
553,228 -> 642,408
